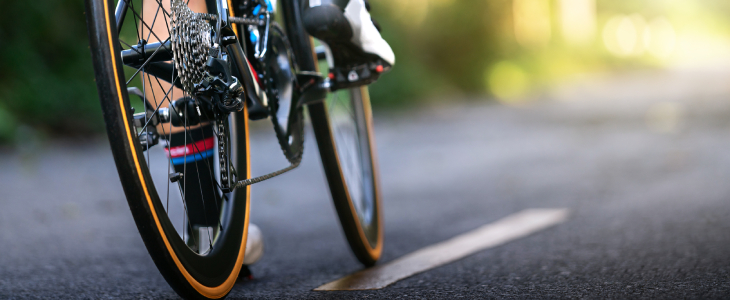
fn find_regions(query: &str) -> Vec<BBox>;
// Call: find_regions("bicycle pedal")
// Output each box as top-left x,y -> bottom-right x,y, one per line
296,72 -> 329,107
328,60 -> 390,91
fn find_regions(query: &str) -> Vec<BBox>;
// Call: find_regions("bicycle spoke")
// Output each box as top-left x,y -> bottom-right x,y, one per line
137,76 -> 176,133
122,2 -> 175,84
168,142 -> 199,249
127,1 -> 169,44
128,0 -> 143,45
146,3 -> 163,43
138,0 -> 204,250
119,39 -> 142,54
187,123 -> 215,250
144,57 -> 150,167
153,0 -> 173,31
181,121 -> 226,193
183,104 -> 189,246
164,121 -> 172,213
174,95 -> 219,252
166,67 -> 175,215
327,88 -> 373,224
195,100 -> 225,224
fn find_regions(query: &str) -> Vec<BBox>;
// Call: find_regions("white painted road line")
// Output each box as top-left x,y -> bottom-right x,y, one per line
315,208 -> 570,291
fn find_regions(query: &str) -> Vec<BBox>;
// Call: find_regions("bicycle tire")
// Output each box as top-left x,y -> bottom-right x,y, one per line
85,0 -> 251,298
308,89 -> 384,266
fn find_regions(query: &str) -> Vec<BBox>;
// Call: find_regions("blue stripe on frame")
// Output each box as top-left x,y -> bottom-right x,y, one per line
170,149 -> 214,166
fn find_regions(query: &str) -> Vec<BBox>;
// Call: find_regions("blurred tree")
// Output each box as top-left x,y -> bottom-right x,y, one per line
0,0 -> 102,143
368,0 -> 516,106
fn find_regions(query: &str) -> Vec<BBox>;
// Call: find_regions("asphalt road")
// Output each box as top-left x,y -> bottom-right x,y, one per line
1,67 -> 730,299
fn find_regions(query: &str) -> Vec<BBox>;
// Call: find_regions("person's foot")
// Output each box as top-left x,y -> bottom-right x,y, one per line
243,223 -> 264,265
235,223 -> 263,281
303,0 -> 395,90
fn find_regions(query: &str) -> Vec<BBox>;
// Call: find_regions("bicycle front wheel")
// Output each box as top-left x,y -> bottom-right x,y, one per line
85,0 -> 251,298
309,87 -> 384,266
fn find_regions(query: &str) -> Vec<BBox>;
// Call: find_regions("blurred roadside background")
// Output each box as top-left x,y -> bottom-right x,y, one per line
2,1 -> 730,297
1,0 -> 730,142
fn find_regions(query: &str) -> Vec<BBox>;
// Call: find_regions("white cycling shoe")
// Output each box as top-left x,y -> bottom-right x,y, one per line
244,223 -> 264,265
303,0 -> 395,89
237,223 -> 264,280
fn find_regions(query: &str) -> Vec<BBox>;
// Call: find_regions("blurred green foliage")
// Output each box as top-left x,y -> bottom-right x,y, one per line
368,1 -> 513,106
0,0 -> 103,143
368,0 -> 730,107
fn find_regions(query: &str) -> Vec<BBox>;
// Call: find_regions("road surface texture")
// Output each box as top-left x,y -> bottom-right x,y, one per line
1,67 -> 730,299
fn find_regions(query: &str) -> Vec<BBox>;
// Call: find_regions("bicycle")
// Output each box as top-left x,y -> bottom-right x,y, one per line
84,0 -> 383,298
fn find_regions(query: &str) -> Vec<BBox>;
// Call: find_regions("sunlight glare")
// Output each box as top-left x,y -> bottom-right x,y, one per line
644,17 -> 676,59
559,0 -> 596,46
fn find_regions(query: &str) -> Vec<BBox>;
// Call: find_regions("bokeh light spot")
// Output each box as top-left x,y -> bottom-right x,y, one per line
487,61 -> 530,102
603,14 -> 648,56
616,17 -> 638,55
644,17 -> 676,59
559,0 -> 596,46
513,0 -> 552,48
603,15 -> 625,56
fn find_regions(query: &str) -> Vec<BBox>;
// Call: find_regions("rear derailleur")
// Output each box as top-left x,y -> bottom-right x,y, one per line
131,45 -> 245,192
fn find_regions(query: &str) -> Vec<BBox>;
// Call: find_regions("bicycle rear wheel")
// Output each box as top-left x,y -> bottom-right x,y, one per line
85,0 -> 250,298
